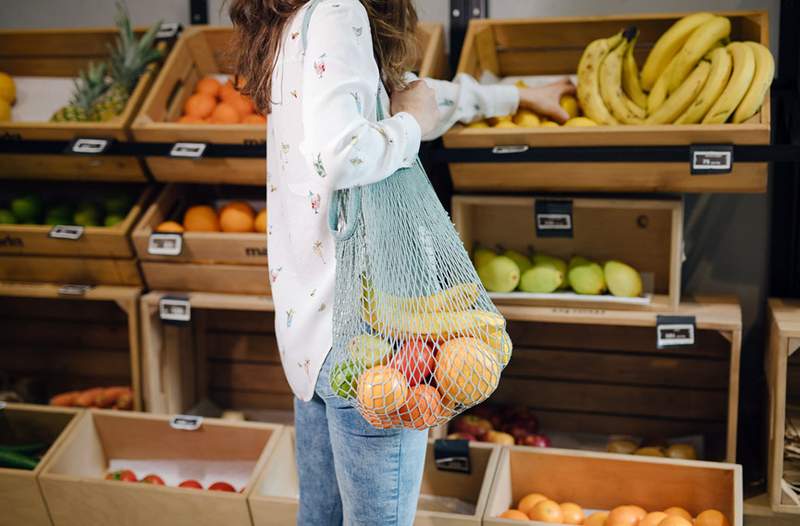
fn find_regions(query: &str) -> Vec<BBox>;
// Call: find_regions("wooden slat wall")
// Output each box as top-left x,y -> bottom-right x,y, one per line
0,297 -> 132,400
494,321 -> 732,460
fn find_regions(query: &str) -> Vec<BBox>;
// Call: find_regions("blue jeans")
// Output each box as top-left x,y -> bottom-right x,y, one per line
294,353 -> 428,526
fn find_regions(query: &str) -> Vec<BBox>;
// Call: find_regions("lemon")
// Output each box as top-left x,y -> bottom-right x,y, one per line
0,72 -> 15,104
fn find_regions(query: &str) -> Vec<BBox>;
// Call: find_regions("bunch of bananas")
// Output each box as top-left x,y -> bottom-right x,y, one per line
577,13 -> 774,126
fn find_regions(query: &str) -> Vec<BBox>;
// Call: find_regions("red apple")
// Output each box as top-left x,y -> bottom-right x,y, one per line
447,432 -> 477,441
390,339 -> 435,386
141,474 -> 165,485
178,479 -> 203,489
485,430 -> 515,445
209,481 -> 236,492
504,406 -> 538,433
452,415 -> 492,439
471,405 -> 504,429
522,434 -> 551,448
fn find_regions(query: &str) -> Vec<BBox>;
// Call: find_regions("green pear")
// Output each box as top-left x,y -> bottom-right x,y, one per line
478,255 -> 520,292
10,195 -> 43,223
604,260 -> 643,297
568,255 -> 592,270
567,258 -> 606,295
519,264 -> 564,293
473,246 -> 496,269
72,210 -> 99,227
503,249 -> 532,273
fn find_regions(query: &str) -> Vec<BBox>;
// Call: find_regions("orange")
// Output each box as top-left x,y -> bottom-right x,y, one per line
195,76 -> 221,98
254,209 -> 267,233
220,79 -> 240,102
640,512 -> 668,526
183,205 -> 220,232
435,337 -> 500,406
155,220 -> 184,233
363,409 -> 401,429
184,93 -> 216,119
695,510 -> 730,526
663,508 -> 692,521
221,201 -> 255,217
210,102 -> 240,124
178,115 -> 205,124
518,493 -> 549,515
560,502 -> 585,525
227,93 -> 255,117
399,385 -> 442,430
607,506 -> 645,526
498,509 -> 529,521
357,365 -> 408,414
243,114 -> 266,125
585,511 -> 609,526
219,206 -> 254,233
529,499 -> 564,523
629,506 -> 647,521
659,517 -> 693,526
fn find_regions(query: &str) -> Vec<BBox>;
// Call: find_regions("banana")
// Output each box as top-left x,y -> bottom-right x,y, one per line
702,42 -> 756,124
675,47 -> 732,124
622,34 -> 648,109
372,283 -> 481,314
646,60 -> 711,124
732,41 -> 775,123
366,308 -> 505,340
667,16 -> 731,94
640,12 -> 715,91
647,56 -> 674,113
577,31 -> 625,125
624,97 -> 647,119
599,31 -> 645,124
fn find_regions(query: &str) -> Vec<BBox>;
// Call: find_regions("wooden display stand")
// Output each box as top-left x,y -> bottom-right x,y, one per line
248,428 -> 500,526
766,299 -> 800,515
0,282 -> 143,410
132,184 -> 268,295
494,297 -> 742,462
38,410 -> 283,526
0,403 -> 83,526
452,195 -> 683,310
0,183 -> 152,286
483,446 -> 742,525
743,494 -> 800,526
0,28 -> 165,181
139,292 -> 288,415
444,11 -> 769,193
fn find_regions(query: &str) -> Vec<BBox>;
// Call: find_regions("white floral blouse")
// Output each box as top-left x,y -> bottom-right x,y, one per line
267,0 -> 519,401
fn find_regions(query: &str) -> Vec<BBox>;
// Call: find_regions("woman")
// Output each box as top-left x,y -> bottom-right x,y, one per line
230,1 -> 573,524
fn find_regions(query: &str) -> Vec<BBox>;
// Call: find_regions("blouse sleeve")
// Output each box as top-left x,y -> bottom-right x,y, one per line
405,72 -> 520,141
300,0 -> 421,191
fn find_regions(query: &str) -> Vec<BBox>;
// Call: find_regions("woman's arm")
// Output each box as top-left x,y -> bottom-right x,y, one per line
301,0 -> 435,190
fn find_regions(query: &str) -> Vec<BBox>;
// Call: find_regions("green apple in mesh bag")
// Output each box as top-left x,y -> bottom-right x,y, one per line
329,360 -> 362,399
346,334 -> 393,368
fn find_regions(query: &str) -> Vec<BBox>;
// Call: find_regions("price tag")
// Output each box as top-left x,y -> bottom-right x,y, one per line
148,233 -> 183,256
169,415 -> 203,431
49,225 -> 84,240
656,315 -> 696,348
690,145 -> 733,175
433,439 -> 471,474
58,284 -> 93,296
68,138 -> 112,155
170,142 -> 207,159
156,22 -> 183,40
535,200 -> 573,238
491,145 -> 529,155
159,296 -> 191,323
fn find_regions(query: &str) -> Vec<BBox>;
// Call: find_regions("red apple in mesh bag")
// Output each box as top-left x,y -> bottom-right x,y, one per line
451,415 -> 493,439
390,339 -> 435,386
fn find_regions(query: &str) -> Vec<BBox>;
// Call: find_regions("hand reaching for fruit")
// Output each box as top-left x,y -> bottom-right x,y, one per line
517,78 -> 577,124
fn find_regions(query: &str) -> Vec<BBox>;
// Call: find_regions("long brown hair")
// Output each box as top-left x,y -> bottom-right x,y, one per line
229,0 -> 418,113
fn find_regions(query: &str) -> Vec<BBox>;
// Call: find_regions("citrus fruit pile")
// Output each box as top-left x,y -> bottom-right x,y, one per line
499,495 -> 730,526
156,200 -> 267,234
0,191 -> 133,227
177,76 -> 266,125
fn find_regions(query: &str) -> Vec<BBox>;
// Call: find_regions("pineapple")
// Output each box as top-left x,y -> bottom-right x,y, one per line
51,62 -> 108,122
91,2 -> 162,121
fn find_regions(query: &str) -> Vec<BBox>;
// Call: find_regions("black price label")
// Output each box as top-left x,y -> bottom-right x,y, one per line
169,415 -> 203,431
535,200 -> 573,238
68,138 -> 112,155
159,296 -> 191,323
49,225 -> 84,240
148,233 -> 183,256
656,315 -> 696,348
170,142 -> 207,159
690,145 -> 733,175
58,284 -> 93,296
433,439 -> 471,474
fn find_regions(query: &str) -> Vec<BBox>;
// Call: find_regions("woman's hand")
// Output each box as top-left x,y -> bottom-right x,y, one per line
390,80 -> 440,137
518,78 -> 577,124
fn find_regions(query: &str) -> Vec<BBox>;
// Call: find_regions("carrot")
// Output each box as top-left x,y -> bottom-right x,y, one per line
74,387 -> 104,407
95,386 -> 130,408
49,391 -> 80,407
115,389 -> 133,410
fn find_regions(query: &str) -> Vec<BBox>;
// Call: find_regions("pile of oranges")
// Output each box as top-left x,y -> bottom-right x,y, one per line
156,201 -> 267,234
498,495 -> 730,526
178,76 -> 266,125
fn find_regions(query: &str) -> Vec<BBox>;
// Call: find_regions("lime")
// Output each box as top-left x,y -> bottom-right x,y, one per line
104,214 -> 125,227
10,195 -> 43,223
330,360 -> 362,399
103,193 -> 133,216
0,209 -> 16,224
73,210 -> 99,227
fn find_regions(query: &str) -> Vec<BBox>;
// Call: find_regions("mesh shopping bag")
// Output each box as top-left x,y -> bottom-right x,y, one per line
326,157 -> 511,430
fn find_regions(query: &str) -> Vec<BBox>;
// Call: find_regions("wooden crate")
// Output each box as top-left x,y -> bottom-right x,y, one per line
139,292 -> 289,414
248,428 -> 500,526
0,282 -> 143,411
491,297 -> 742,462
0,182 -> 151,286
744,494 -> 800,526
132,184 -> 268,295
131,22 -> 446,185
444,11 -> 769,193
766,299 -> 800,514
38,409 -> 283,526
0,28 -> 166,182
452,195 -> 683,310
0,403 -> 83,526
483,446 -> 742,526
